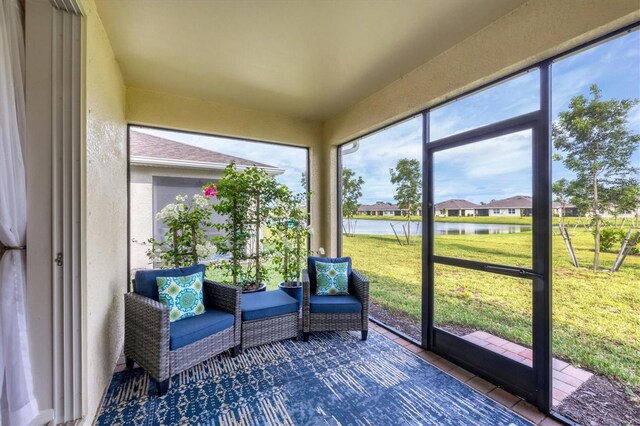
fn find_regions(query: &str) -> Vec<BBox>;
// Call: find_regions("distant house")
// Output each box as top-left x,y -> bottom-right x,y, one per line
434,199 -> 479,217
129,131 -> 283,270
357,203 -> 401,216
357,202 -> 422,217
473,195 -> 578,217
553,201 -> 579,218
476,195 -> 533,217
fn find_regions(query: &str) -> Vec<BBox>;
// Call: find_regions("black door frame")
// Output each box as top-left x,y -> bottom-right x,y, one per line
336,23 -> 638,422
421,65 -> 552,408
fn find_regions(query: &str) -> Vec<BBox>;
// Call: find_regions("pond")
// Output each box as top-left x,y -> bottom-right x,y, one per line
343,219 -> 532,236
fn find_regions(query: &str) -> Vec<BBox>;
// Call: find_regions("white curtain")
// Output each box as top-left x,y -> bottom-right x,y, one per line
0,0 -> 39,424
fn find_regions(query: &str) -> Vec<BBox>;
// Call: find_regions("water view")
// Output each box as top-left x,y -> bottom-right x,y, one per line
343,219 -> 531,236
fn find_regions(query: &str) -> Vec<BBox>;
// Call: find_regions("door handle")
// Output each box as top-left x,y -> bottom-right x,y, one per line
484,265 -> 543,279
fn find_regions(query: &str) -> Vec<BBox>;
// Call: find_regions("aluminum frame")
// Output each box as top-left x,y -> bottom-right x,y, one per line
334,22 -> 639,425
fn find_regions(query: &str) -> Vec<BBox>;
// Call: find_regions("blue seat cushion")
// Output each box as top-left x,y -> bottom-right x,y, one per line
307,256 -> 352,293
169,308 -> 235,350
309,295 -> 362,314
241,290 -> 299,321
134,264 -> 205,301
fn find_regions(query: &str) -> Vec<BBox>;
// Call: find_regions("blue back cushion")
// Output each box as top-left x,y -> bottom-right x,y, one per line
307,257 -> 352,293
134,264 -> 206,301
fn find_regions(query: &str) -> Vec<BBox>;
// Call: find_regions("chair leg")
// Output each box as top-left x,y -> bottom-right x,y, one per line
361,330 -> 368,341
156,379 -> 169,397
303,332 -> 310,342
231,344 -> 241,357
125,356 -> 134,370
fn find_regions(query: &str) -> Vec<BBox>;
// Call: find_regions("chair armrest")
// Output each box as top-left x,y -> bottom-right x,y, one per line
203,280 -> 241,345
124,292 -> 170,381
302,269 -> 311,332
352,269 -> 370,320
302,269 -> 311,307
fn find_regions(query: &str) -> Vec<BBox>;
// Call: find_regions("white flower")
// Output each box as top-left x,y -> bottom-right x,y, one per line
156,203 -> 180,221
318,247 -> 325,255
196,242 -> 217,259
192,194 -> 208,208
308,227 -> 314,236
175,194 -> 188,203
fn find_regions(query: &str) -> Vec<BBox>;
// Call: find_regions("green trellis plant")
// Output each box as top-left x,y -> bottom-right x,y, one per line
268,188 -> 311,286
211,164 -> 281,290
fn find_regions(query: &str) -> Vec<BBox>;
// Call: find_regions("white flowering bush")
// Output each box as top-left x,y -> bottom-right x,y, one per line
267,188 -> 312,286
146,189 -> 217,268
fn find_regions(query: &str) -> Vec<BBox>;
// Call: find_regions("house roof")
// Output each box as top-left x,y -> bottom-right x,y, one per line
130,131 -> 283,174
358,203 -> 399,212
476,195 -> 575,209
435,199 -> 479,210
481,195 -> 532,209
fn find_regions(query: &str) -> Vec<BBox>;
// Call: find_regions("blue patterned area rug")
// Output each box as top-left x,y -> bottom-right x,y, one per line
97,331 -> 532,425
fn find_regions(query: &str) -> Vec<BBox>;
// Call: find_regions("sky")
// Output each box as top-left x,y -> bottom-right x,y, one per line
132,30 -> 639,207
132,128 -> 308,195
343,29 -> 640,205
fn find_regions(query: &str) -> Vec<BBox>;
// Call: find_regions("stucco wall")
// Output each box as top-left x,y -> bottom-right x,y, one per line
81,0 -> 127,422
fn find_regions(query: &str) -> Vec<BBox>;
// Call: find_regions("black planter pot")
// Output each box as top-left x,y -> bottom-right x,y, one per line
242,282 -> 267,293
278,282 -> 302,304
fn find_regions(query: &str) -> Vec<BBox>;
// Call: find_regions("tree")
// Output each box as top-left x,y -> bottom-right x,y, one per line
552,178 -> 572,224
389,158 -> 422,245
342,168 -> 364,236
553,84 -> 639,270
300,171 -> 307,191
603,182 -> 640,227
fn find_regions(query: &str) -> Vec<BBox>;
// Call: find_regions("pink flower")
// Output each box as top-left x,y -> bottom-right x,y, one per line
203,184 -> 218,198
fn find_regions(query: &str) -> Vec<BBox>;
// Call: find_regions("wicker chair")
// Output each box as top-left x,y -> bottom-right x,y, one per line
302,256 -> 369,341
124,265 -> 241,396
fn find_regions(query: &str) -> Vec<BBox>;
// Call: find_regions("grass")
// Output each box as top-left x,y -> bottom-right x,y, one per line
342,229 -> 640,388
351,214 -> 638,226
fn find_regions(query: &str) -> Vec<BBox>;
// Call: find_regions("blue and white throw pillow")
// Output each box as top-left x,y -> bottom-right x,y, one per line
315,261 -> 349,296
157,272 -> 205,322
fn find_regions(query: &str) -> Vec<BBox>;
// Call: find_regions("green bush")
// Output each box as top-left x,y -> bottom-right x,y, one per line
595,226 -> 640,254
596,227 -> 625,252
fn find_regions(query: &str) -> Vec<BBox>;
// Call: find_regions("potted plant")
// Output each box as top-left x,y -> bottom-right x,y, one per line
210,164 -> 280,292
144,193 -> 217,268
269,188 -> 311,303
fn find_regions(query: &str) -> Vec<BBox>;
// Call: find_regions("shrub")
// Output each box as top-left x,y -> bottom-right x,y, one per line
595,227 -> 626,252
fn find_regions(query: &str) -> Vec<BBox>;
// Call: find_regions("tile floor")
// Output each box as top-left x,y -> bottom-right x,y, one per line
463,330 -> 592,407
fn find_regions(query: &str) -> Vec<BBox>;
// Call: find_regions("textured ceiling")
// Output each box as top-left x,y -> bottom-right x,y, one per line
95,0 -> 527,120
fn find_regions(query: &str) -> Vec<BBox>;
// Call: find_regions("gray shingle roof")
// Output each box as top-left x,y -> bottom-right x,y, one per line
130,131 -> 274,168
434,199 -> 480,210
358,203 -> 399,211
481,195 -> 533,209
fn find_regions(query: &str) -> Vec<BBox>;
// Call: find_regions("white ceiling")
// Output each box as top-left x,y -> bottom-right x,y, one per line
95,0 -> 528,120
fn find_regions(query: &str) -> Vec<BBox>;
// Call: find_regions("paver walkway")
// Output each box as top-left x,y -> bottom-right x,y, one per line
463,330 -> 593,407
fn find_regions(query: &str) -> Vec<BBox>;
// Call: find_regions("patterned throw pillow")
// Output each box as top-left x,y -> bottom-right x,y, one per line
156,272 -> 205,322
315,261 -> 349,296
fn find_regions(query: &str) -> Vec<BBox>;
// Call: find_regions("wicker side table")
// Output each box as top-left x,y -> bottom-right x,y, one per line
241,290 -> 300,350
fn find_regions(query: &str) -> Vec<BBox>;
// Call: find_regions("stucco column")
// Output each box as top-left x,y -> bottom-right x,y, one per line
309,141 -> 338,257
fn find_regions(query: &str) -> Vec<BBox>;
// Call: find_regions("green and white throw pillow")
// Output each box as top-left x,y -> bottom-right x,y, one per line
157,272 -> 205,322
315,261 -> 349,296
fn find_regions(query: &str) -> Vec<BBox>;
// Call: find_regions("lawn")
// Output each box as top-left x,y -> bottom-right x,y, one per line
351,214 -> 637,227
342,229 -> 640,389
